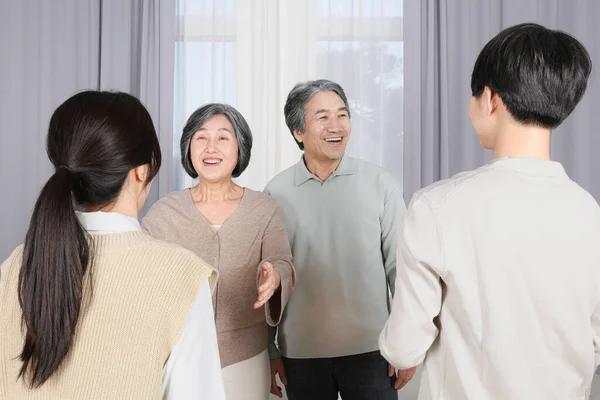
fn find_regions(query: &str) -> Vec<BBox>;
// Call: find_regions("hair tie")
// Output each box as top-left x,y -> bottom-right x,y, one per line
58,166 -> 72,174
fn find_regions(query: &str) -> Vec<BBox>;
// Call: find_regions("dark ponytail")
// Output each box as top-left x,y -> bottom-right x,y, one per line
17,91 -> 161,387
18,167 -> 91,386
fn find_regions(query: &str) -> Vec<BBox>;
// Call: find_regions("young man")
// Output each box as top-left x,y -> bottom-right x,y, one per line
379,23 -> 598,399
265,79 -> 410,399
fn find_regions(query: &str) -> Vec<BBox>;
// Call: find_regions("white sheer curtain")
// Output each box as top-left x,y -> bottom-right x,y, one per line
317,0 -> 404,185
174,0 -> 404,192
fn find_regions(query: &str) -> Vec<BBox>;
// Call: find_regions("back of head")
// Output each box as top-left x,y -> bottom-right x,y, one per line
18,90 -> 161,387
471,23 -> 592,129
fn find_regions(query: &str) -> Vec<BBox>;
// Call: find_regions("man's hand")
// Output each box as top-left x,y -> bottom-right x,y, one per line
388,363 -> 416,390
254,262 -> 281,309
270,357 -> 288,398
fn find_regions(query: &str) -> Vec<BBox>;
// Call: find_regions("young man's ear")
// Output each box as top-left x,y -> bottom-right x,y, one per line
482,86 -> 501,116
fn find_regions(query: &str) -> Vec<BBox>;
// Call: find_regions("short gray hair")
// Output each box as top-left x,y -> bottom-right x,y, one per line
180,103 -> 253,178
283,79 -> 351,150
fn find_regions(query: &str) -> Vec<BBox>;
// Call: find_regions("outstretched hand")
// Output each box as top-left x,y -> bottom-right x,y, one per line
254,262 -> 281,309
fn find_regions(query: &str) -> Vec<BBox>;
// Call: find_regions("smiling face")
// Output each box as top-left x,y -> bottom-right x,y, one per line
189,114 -> 239,183
294,91 -> 351,162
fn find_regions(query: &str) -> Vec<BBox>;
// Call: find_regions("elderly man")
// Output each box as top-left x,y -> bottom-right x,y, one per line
265,79 -> 412,400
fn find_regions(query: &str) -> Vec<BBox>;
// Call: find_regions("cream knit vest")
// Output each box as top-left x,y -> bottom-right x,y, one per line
0,231 -> 216,399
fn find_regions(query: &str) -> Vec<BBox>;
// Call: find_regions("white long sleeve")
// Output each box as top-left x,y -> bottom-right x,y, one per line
592,303 -> 600,371
162,282 -> 225,400
379,193 -> 443,370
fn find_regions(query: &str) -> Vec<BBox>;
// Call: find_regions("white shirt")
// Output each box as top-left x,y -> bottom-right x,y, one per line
77,211 -> 225,400
380,158 -> 600,400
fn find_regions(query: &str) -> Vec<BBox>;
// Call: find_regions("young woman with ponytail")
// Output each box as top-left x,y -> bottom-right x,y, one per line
0,91 -> 225,399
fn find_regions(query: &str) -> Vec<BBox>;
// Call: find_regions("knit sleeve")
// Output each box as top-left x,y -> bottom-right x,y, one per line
259,206 -> 295,327
0,246 -> 24,399
380,182 -> 405,297
0,256 -> 10,399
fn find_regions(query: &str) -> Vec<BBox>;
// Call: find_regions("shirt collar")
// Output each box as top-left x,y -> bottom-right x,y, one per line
488,157 -> 568,178
294,155 -> 356,186
76,211 -> 142,234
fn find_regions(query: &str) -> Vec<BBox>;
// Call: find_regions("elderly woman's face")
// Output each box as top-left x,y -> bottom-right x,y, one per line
190,114 -> 239,182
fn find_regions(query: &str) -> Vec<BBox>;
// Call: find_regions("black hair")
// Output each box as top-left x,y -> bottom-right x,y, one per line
18,90 -> 161,387
471,23 -> 592,128
284,79 -> 351,150
180,103 -> 253,178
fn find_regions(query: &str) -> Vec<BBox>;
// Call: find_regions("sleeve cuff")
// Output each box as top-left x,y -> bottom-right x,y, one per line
265,264 -> 292,326
379,326 -> 431,370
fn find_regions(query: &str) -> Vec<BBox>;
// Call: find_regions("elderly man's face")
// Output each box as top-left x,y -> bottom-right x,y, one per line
294,91 -> 351,162
190,114 -> 239,183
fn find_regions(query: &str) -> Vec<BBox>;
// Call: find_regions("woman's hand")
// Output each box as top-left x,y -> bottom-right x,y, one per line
254,262 -> 281,309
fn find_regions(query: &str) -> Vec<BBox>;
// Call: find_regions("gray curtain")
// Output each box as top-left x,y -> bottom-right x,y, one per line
0,0 -> 176,261
403,0 -> 600,203
99,0 -> 176,216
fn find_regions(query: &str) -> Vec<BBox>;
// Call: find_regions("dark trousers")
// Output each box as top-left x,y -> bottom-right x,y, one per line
282,351 -> 398,400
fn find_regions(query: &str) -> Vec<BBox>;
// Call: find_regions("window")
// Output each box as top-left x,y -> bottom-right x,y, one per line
174,0 -> 403,190
317,0 -> 404,182
174,0 -> 236,189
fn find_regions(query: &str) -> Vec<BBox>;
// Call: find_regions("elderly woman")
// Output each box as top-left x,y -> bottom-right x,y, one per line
142,103 -> 295,400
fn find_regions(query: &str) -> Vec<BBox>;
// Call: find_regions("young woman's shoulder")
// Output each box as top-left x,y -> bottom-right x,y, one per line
0,245 -> 25,283
134,237 -> 217,291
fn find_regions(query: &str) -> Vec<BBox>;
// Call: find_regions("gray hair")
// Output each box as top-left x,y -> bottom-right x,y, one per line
283,79 -> 351,150
180,103 -> 253,178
